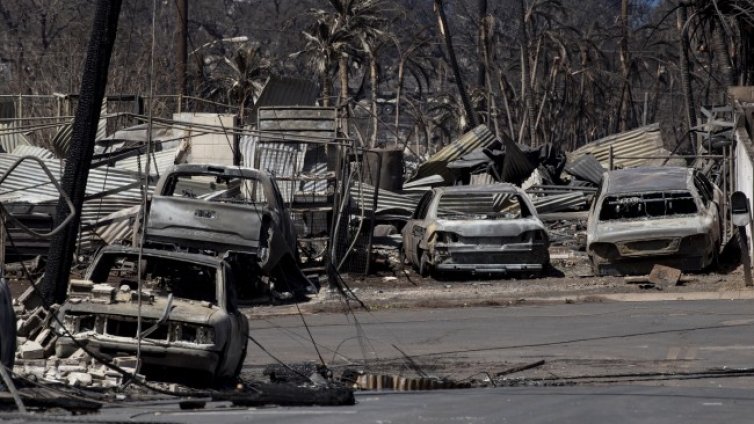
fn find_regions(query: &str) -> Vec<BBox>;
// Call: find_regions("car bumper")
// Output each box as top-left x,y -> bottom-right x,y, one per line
432,243 -> 549,273
434,263 -> 544,273
593,255 -> 710,276
57,336 -> 221,373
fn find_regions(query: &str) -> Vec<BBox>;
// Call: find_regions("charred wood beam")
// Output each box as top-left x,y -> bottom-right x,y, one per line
213,384 -> 355,407
40,0 -> 122,305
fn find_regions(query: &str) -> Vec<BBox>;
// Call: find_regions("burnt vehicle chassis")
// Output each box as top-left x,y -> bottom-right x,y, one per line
587,167 -> 722,276
402,184 -> 550,278
55,246 -> 249,382
146,164 -> 318,301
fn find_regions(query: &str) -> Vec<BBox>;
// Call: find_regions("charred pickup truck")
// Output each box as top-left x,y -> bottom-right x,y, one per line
401,184 -> 549,277
146,164 -> 318,300
55,246 -> 249,382
587,167 -> 722,276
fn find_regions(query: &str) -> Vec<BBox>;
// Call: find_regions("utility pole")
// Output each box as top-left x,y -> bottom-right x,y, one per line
175,0 -> 188,104
40,0 -> 122,306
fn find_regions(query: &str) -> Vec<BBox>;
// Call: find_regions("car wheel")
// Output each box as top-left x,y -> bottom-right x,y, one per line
588,256 -> 601,277
419,252 -> 432,278
233,343 -> 248,379
707,246 -> 720,272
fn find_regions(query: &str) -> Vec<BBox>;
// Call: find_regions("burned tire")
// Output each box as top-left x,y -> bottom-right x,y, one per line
588,256 -> 601,277
419,252 -> 432,278
233,343 -> 248,380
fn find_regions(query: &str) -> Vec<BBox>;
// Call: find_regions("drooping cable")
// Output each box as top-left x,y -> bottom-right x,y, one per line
134,0 -> 159,377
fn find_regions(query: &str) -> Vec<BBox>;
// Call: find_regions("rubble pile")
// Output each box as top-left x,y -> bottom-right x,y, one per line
11,287 -> 142,390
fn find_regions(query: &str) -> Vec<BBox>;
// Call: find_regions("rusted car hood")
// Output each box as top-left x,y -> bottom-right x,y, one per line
62,297 -> 220,326
432,218 -> 545,237
590,215 -> 709,244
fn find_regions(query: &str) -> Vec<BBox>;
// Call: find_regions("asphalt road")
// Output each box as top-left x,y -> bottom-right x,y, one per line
72,385 -> 754,424
246,300 -> 754,382
13,300 -> 754,423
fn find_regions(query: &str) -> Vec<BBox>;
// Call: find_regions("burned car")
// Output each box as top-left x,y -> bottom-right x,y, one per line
401,184 -> 549,277
587,167 -> 722,276
146,164 -> 318,300
55,246 -> 249,382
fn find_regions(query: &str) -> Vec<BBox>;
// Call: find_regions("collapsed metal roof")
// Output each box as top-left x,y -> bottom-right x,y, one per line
567,123 -> 673,169
409,125 -> 497,184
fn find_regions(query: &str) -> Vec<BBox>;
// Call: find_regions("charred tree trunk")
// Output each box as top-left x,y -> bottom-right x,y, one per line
519,0 -> 536,145
369,52 -> 378,148
677,5 -> 697,152
175,0 -> 188,98
40,0 -> 122,305
711,21 -> 735,87
477,0 -> 487,89
618,0 -> 631,132
434,0 -> 478,129
321,66 -> 331,107
338,53 -> 349,136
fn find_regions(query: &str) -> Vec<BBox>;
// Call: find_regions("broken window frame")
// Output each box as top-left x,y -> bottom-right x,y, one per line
597,190 -> 700,222
160,172 -> 273,208
86,252 -> 225,307
433,191 -> 532,220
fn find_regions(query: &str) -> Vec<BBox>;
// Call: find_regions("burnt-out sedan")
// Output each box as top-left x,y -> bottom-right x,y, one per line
401,184 -> 549,277
55,246 -> 249,382
587,167 -> 722,276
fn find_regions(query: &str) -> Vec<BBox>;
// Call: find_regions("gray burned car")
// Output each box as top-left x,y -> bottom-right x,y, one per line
56,246 -> 249,382
401,184 -> 549,277
587,167 -> 722,276
146,164 -> 318,299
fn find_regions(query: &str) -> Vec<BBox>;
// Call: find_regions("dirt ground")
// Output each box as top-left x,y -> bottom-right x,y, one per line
248,250 -> 751,317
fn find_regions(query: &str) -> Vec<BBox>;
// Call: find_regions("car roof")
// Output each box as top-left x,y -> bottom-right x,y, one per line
98,245 -> 224,268
434,183 -> 520,195
604,167 -> 691,195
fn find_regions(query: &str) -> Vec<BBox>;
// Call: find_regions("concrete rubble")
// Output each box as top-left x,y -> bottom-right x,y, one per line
11,287 -> 144,390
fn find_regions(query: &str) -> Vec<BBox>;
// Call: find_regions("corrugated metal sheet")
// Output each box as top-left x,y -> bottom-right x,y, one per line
469,173 -> 496,186
410,125 -> 496,183
108,148 -> 179,177
567,123 -> 674,169
242,107 -> 338,203
530,192 -> 589,214
0,123 -> 31,153
50,123 -> 72,158
11,145 -> 56,160
349,183 -> 419,214
564,153 -> 605,185
0,154 -> 149,254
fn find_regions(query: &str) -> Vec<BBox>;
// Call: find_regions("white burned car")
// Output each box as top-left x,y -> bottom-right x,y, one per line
587,167 -> 722,276
401,184 -> 549,277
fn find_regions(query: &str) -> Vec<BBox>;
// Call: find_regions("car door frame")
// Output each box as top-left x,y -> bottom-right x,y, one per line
403,191 -> 433,265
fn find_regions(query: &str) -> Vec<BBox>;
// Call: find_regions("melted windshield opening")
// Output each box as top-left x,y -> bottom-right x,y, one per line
163,173 -> 267,206
436,192 -> 531,220
599,191 -> 698,221
88,253 -> 218,304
